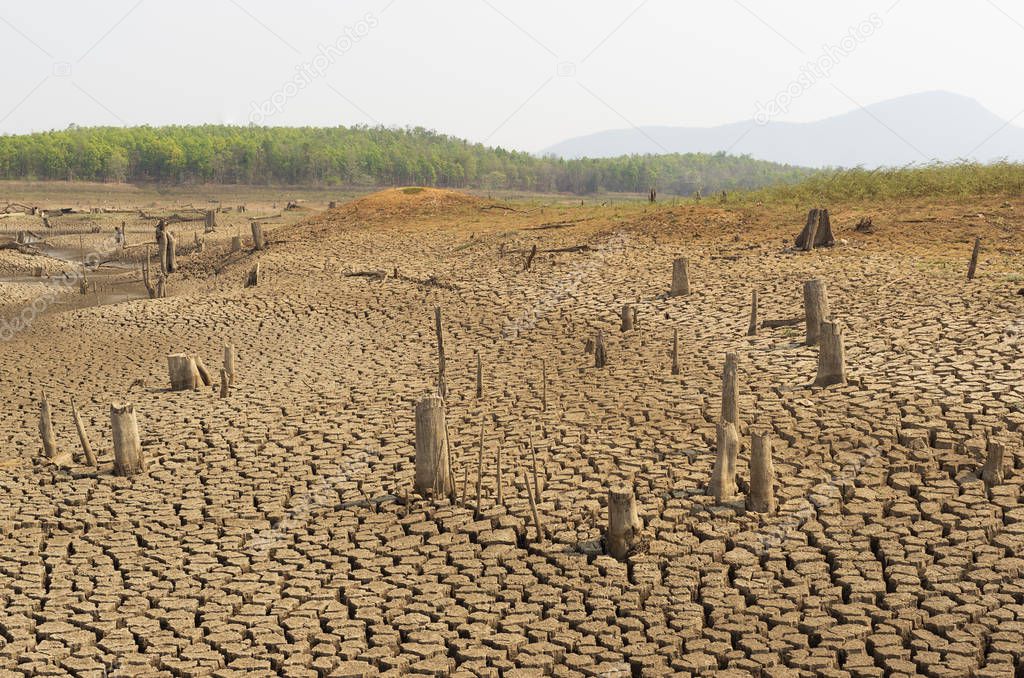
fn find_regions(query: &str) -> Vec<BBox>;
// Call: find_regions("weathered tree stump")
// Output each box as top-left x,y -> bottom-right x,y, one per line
748,431 -> 776,513
231,235 -> 242,253
245,262 -> 260,288
607,486 -> 642,560
522,467 -> 543,543
70,397 -> 97,466
709,421 -> 739,504
204,210 -> 216,232
165,231 -> 177,273
251,221 -> 265,251
670,257 -> 690,297
434,306 -> 447,399
803,279 -> 830,346
414,395 -> 452,498
967,237 -> 981,281
982,441 -> 1005,487
39,393 -> 58,460
594,330 -> 607,368
194,357 -> 213,387
167,354 -> 197,391
721,352 -> 739,426
671,328 -> 680,375
814,320 -> 848,387
110,403 -> 145,477
620,304 -> 635,332
747,290 -> 759,336
223,344 -> 236,386
219,368 -> 230,399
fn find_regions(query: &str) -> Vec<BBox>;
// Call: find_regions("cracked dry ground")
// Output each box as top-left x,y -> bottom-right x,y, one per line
1,189 -> 1023,678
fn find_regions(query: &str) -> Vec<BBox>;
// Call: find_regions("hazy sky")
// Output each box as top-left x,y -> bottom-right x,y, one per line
1,0 -> 1022,152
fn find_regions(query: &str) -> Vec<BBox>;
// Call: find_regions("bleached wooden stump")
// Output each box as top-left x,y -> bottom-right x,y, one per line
814,320 -> 848,387
670,257 -> 690,296
982,441 -> 1005,487
70,397 -> 97,466
110,403 -> 145,477
414,395 -> 452,498
38,393 -> 58,460
803,279 -> 830,346
230,235 -> 242,253
721,352 -> 739,426
167,354 -> 197,391
620,304 -> 635,332
747,290 -> 759,336
709,421 -> 739,504
594,330 -> 607,368
606,486 -> 642,560
748,431 -> 777,513
251,221 -> 265,251
223,344 -> 236,386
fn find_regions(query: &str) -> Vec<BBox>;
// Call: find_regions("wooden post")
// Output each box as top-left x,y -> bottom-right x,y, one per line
524,244 -> 538,272
204,210 -> 216,232
70,397 -> 97,466
709,421 -> 739,504
167,354 -> 197,391
803,279 -> 830,346
814,320 -> 848,387
231,235 -> 242,253
594,330 -> 607,368
157,225 -> 168,275
747,290 -> 759,336
721,352 -> 739,427
607,486 -> 642,560
748,431 -> 776,513
474,420 -> 484,516
496,443 -> 504,506
110,403 -> 145,477
671,328 -> 680,375
541,358 -> 547,412
223,344 -> 236,386
522,467 -> 543,542
141,245 -> 156,299
475,351 -> 482,399
219,368 -> 230,398
670,257 -> 690,296
434,306 -> 447,399
982,441 -> 1005,487
39,392 -> 58,460
165,231 -> 177,273
414,395 -> 452,498
251,221 -> 265,251
967,237 -> 981,281
620,304 -> 634,332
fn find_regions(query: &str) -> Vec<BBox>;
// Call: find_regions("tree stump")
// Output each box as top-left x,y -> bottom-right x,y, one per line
195,357 -> 213,387
606,486 -> 642,560
219,368 -> 230,399
982,441 -> 1005,487
670,257 -> 690,296
204,210 -> 216,232
165,231 -> 177,273
223,344 -> 236,386
803,279 -> 830,346
251,221 -> 265,251
70,397 -> 97,466
167,354 -> 197,391
39,393 -> 58,460
110,403 -> 145,477
620,304 -> 635,332
245,262 -> 260,288
709,421 -> 739,504
747,290 -> 759,336
814,209 -> 835,247
231,235 -> 242,253
814,320 -> 848,387
671,328 -> 680,375
414,395 -> 452,498
720,352 -> 739,426
967,237 -> 981,281
795,208 -> 820,251
594,330 -> 607,368
748,431 -> 776,513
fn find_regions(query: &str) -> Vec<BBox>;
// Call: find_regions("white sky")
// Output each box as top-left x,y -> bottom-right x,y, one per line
1,0 -> 1022,152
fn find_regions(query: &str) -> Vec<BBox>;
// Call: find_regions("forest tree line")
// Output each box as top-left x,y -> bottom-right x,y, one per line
0,125 -> 813,195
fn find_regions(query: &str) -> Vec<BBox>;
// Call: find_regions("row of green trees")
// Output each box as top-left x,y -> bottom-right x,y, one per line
0,125 -> 812,195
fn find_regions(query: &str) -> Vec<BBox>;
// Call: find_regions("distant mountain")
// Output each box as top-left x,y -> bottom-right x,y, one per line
543,92 -> 1024,168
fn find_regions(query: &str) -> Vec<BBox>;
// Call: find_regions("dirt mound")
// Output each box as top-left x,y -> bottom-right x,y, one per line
341,187 -> 485,219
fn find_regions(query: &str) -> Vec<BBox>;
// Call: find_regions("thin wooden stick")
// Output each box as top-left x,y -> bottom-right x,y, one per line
475,418 -> 484,516
523,467 -> 543,543
70,397 -> 97,466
